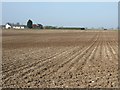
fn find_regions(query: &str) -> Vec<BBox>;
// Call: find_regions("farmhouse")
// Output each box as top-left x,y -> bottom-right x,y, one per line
5,23 -> 12,29
5,23 -> 25,29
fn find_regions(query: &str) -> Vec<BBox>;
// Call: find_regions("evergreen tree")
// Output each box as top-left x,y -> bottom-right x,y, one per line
27,19 -> 33,29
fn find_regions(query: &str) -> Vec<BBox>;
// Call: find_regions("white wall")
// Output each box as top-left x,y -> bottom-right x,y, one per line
5,24 -> 11,29
13,26 -> 25,29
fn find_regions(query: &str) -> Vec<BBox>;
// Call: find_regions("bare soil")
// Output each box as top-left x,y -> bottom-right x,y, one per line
2,29 -> 118,88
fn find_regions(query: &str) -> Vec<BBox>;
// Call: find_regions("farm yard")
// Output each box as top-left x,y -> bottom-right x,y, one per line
2,29 -> 118,88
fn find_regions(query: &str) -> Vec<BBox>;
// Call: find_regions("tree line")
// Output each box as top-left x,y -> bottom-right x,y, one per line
27,19 -> 86,30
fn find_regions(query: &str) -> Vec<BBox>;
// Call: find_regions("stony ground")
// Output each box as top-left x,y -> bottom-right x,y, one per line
2,29 -> 118,88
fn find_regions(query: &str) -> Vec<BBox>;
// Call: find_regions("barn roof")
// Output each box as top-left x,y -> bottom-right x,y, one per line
6,23 -> 12,26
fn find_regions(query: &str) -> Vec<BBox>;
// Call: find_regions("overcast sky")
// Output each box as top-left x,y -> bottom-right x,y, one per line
2,2 -> 118,29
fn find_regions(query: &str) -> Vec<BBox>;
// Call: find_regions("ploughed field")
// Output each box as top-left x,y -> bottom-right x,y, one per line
2,30 -> 118,88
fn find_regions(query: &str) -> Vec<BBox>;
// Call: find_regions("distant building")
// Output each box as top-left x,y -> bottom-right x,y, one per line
5,23 -> 12,29
32,24 -> 43,29
5,23 -> 25,29
37,24 -> 43,29
32,24 -> 37,28
13,25 -> 25,29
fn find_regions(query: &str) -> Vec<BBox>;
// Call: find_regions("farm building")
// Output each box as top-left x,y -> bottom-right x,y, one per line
5,23 -> 12,29
32,24 -> 43,29
5,23 -> 25,29
13,25 -> 25,29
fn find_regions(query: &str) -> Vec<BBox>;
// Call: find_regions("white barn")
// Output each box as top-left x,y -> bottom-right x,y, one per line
5,23 -> 25,29
5,23 -> 12,29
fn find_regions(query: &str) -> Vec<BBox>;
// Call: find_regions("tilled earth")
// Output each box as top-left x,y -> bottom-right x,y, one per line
2,30 -> 118,88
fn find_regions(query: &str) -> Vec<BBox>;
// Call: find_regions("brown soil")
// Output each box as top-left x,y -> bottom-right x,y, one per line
2,29 -> 118,88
